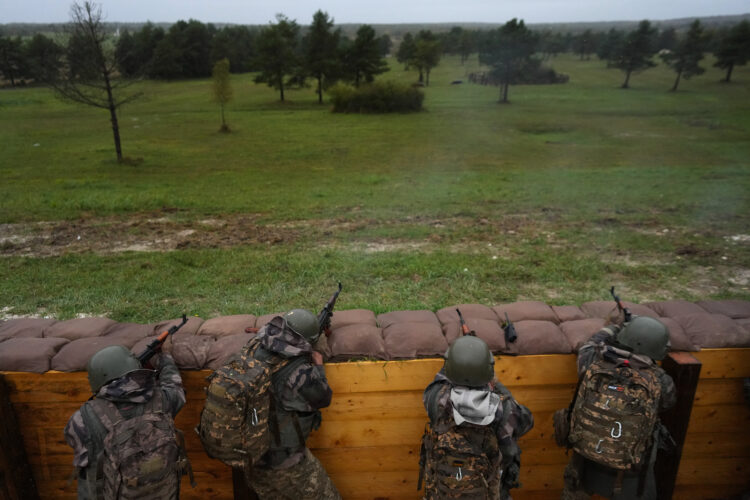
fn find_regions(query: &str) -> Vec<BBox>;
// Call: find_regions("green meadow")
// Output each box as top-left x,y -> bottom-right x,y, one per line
1,54 -> 749,322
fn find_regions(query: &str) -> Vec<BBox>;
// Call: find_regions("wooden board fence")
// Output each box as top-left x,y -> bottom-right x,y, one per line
2,349 -> 749,499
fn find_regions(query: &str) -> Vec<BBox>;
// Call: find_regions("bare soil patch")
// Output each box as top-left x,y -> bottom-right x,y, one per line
0,212 -> 298,257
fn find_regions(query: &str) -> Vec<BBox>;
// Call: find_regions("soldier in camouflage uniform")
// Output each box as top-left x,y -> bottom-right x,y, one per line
421,335 -> 534,500
561,316 -> 676,500
64,344 -> 186,499
244,309 -> 341,500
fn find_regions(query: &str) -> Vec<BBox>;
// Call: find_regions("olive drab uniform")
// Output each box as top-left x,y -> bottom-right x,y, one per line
242,316 -> 341,500
64,353 -> 188,500
561,325 -> 676,500
421,371 -> 534,500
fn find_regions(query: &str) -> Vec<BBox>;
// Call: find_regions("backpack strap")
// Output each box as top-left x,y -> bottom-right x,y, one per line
79,399 -> 123,499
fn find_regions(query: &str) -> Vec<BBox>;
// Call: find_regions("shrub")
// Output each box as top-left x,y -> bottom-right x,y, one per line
328,81 -> 424,113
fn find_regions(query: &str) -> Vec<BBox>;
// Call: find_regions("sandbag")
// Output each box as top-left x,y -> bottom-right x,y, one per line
506,320 -> 572,355
383,322 -> 448,359
492,301 -> 558,323
559,318 -> 607,352
197,314 -> 257,337
172,335 -> 216,369
104,322 -> 155,342
551,305 -> 586,323
377,310 -> 440,329
645,300 -> 706,318
331,309 -> 377,329
51,336 -> 141,371
436,304 -> 497,325
580,301 -> 659,321
0,338 -> 69,373
43,317 -> 117,341
152,316 -> 204,337
657,317 -> 699,352
0,318 -> 57,342
205,333 -> 255,369
695,300 -> 750,319
442,318 -> 506,353
328,324 -> 387,361
674,313 -> 750,348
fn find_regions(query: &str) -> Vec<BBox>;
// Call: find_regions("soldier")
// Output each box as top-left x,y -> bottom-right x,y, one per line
243,309 -> 341,499
64,344 -> 189,499
559,316 -> 676,500
420,335 -> 534,500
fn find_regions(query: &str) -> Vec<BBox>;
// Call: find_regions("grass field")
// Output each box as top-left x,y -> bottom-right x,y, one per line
1,54 -> 749,322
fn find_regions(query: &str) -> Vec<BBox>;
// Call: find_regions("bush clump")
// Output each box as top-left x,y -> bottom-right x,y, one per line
328,81 -> 424,113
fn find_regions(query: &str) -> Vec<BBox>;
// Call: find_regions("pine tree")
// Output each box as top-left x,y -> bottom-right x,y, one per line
660,20 -> 706,92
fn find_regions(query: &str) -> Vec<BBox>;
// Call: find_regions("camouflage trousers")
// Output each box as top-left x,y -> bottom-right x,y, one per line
246,448 -> 341,500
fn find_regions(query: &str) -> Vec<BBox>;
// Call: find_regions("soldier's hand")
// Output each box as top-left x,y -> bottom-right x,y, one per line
311,351 -> 324,366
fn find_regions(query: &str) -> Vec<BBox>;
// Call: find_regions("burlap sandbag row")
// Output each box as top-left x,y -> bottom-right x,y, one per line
695,300 -> 750,319
0,318 -> 58,342
0,338 -> 70,373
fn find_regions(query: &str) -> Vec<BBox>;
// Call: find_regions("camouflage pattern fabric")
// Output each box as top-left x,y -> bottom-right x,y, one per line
64,353 -> 186,499
245,448 -> 341,499
255,317 -> 332,468
568,350 -> 662,470
90,390 -> 187,500
422,371 -> 534,500
562,327 -> 676,499
197,335 -> 289,467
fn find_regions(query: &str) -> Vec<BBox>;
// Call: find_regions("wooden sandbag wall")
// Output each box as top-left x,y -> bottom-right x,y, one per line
2,349 -> 749,500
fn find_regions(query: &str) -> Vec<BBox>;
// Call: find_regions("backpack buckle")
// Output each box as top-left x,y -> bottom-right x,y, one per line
251,408 -> 259,426
611,421 -> 622,439
455,466 -> 463,481
595,439 -> 604,454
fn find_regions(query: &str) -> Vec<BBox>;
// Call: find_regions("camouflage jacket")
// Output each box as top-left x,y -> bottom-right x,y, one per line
423,370 -> 534,491
255,317 -> 333,469
64,353 -> 185,483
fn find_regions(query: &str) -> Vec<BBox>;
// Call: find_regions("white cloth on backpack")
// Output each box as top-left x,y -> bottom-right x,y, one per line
450,387 -> 500,426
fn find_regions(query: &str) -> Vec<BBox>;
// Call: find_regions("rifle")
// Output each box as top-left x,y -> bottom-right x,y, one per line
610,286 -> 632,323
503,312 -> 518,344
318,282 -> 342,337
456,308 -> 476,336
137,314 -> 188,365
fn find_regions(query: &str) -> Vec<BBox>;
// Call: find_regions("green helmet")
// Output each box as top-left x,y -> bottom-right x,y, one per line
86,345 -> 141,393
616,316 -> 670,361
444,336 -> 495,387
283,309 -> 320,343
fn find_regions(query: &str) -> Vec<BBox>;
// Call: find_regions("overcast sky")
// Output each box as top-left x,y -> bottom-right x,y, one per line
2,0 -> 748,25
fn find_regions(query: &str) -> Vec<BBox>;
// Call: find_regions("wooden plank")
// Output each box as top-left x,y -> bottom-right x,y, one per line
321,354 -> 579,393
686,404 -> 750,434
676,457 -> 750,485
682,432 -> 750,459
693,378 -> 748,407
691,348 -> 750,379
34,469 -> 233,500
11,384 -> 575,428
0,375 -> 39,500
673,484 -> 750,500
656,352 -> 702,500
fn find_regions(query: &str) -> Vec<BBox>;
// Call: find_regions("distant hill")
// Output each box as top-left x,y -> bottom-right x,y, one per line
1,13 -> 748,38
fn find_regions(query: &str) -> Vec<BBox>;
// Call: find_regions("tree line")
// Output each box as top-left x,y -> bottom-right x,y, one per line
1,2 -> 748,163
